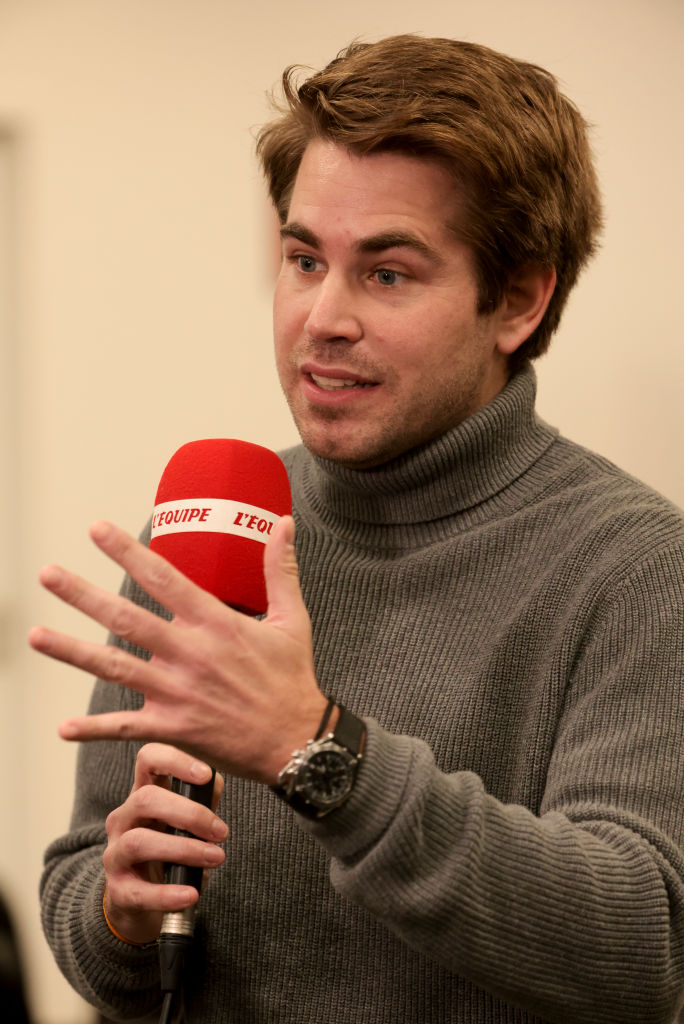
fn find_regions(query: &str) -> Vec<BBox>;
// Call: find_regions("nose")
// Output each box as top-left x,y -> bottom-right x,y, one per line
304,272 -> 363,344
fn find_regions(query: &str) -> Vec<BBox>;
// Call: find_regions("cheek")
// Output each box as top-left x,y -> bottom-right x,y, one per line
273,289 -> 294,359
273,278 -> 307,344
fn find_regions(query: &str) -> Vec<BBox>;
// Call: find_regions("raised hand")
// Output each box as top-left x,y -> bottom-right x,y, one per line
29,516 -> 328,786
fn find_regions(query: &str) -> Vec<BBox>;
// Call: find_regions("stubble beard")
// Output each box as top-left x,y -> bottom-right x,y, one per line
287,364 -> 490,470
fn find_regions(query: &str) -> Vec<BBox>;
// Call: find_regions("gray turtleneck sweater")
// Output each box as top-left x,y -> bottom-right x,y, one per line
41,367 -> 684,1023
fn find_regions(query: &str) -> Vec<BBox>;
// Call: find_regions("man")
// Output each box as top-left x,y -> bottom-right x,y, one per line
32,35 -> 684,1024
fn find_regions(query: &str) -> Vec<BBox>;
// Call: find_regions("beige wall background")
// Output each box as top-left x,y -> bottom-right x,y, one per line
0,1 -> 682,1021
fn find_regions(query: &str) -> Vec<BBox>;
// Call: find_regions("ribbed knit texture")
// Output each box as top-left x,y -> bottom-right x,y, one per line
41,366 -> 684,1023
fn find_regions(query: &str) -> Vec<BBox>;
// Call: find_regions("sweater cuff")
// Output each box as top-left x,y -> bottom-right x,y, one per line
296,718 -> 422,859
79,869 -> 160,973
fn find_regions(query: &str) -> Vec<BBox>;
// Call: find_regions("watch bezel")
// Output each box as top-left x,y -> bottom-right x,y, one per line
273,704 -> 366,819
291,740 -> 357,809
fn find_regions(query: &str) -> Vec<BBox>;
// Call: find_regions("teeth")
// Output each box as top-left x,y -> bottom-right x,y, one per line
311,373 -> 372,390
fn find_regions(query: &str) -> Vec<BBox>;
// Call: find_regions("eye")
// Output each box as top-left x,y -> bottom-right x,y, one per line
296,254 -> 319,274
373,268 -> 402,287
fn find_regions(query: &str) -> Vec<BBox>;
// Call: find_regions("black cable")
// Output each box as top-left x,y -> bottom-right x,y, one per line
158,990 -> 176,1024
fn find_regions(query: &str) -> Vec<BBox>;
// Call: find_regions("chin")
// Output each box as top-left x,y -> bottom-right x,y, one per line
297,429 -> 373,468
309,435 -> 405,470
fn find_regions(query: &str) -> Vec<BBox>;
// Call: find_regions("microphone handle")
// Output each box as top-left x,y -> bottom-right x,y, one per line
161,771 -> 217,940
158,771 -> 217,1003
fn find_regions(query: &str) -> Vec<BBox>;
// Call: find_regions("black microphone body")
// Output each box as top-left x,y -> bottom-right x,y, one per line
159,771 -> 216,996
163,773 -> 217,896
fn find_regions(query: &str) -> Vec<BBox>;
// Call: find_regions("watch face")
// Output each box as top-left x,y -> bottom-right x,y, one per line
298,748 -> 354,807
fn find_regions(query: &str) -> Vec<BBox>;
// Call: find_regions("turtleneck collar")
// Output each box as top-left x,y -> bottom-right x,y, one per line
284,364 -> 558,545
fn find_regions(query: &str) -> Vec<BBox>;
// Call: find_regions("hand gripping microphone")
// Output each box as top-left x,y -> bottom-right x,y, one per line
148,439 -> 291,1016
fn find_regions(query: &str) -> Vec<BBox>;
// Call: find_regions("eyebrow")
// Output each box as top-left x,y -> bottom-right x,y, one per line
280,222 -> 445,266
280,222 -> 319,249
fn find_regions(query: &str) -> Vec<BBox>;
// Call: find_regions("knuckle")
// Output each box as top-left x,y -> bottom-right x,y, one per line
133,784 -> 159,816
190,645 -> 215,679
135,743 -> 180,783
105,807 -> 121,838
108,602 -> 137,642
102,645 -> 134,684
145,558 -> 175,593
136,741 -> 164,764
114,718 -> 137,741
103,876 -> 123,906
127,884 -> 146,912
135,745 -> 151,771
120,827 -> 148,862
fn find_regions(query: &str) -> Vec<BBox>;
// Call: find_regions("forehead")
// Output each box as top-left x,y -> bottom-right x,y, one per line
287,140 -> 464,241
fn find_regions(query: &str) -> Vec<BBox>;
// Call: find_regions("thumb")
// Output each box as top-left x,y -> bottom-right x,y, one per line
263,515 -> 308,628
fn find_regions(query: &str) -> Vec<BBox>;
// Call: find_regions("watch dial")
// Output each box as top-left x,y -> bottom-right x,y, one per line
299,749 -> 353,806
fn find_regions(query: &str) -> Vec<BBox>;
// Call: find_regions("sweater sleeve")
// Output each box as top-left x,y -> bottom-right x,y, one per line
302,545 -> 684,1024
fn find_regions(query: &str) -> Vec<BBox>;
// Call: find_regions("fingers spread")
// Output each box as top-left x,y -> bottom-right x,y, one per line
35,562 -> 181,661
29,627 -> 169,701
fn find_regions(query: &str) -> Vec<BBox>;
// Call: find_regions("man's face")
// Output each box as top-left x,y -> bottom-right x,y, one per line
273,140 -> 512,469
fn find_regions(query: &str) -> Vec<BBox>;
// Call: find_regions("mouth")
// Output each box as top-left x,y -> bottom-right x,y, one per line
309,372 -> 376,391
302,362 -> 380,392
297,363 -> 382,409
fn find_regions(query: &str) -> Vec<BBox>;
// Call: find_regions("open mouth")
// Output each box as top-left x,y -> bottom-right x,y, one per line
309,373 -> 376,391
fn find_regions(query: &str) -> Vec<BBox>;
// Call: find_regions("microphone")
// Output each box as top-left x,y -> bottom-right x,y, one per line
150,437 -> 292,615
149,439 -> 292,1004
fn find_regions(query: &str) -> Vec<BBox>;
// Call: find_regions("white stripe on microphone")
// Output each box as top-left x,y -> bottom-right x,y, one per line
151,498 -> 280,545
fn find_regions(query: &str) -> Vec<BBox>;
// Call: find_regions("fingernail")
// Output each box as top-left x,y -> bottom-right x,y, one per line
212,818 -> 228,840
204,845 -> 225,865
190,760 -> 211,781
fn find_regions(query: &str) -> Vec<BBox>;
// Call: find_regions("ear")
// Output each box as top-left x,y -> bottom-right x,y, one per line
494,265 -> 557,356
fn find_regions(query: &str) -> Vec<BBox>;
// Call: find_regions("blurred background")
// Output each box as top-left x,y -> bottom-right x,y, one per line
0,1 -> 682,1020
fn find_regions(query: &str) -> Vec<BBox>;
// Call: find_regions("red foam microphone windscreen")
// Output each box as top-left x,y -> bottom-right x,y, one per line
149,439 -> 292,616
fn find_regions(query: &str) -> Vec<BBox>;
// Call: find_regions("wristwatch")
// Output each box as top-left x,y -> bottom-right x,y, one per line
273,704 -> 366,819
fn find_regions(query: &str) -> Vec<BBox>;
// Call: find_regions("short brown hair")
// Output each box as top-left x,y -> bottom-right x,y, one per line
256,35 -> 603,364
